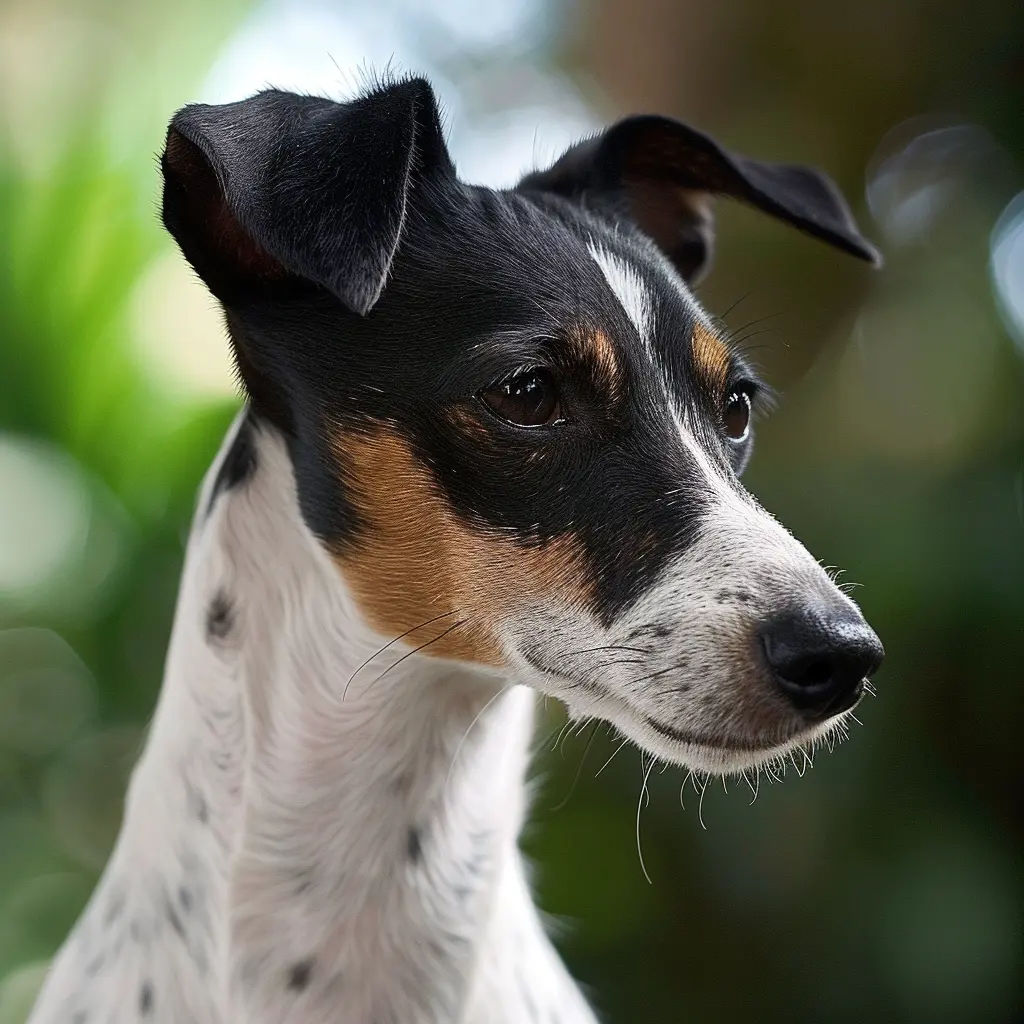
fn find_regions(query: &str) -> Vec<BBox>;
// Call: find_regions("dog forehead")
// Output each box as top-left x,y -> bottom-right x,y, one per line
581,231 -> 734,394
433,190 -> 698,341
381,192 -> 638,346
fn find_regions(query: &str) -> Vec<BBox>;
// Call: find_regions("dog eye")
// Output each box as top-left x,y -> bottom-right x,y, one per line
723,389 -> 752,442
480,367 -> 561,427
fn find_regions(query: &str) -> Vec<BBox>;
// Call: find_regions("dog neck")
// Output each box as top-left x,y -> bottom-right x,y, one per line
30,410 -> 594,1024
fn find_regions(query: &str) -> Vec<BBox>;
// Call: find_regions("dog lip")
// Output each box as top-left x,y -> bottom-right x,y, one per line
642,715 -> 798,754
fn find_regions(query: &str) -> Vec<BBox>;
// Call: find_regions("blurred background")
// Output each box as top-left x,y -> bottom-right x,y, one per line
0,0 -> 1021,1021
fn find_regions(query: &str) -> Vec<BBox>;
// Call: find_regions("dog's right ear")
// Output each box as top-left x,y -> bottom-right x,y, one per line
161,78 -> 454,315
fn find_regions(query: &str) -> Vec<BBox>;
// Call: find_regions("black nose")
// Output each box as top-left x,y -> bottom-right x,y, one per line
760,606 -> 884,719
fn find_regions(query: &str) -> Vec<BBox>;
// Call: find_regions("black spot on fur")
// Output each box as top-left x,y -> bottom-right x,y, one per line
407,826 -> 423,864
185,779 -> 210,824
178,886 -> 193,912
165,897 -> 186,939
206,590 -> 234,641
139,981 -> 154,1016
72,1012 -> 88,1024
207,412 -> 257,514
287,957 -> 316,991
389,773 -> 413,796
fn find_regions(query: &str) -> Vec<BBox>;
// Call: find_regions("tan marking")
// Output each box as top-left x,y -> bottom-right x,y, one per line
567,326 -> 622,402
691,322 -> 730,397
331,424 -> 591,667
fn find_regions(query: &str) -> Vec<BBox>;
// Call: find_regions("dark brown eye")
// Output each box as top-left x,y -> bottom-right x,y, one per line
723,389 -> 752,442
480,367 -> 561,427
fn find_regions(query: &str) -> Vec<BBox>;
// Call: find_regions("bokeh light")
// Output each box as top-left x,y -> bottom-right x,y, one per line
991,190 -> 1024,353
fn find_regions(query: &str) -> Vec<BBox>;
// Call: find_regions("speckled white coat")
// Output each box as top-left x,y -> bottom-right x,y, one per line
28,413 -> 597,1024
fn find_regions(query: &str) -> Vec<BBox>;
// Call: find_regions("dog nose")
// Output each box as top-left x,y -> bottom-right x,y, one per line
760,606 -> 884,719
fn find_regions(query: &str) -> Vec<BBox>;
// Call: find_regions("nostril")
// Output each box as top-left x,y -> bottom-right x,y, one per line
760,607 -> 883,720
794,658 -> 833,688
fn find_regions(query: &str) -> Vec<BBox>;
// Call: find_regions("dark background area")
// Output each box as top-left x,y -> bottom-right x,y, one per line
0,1 -> 1021,1020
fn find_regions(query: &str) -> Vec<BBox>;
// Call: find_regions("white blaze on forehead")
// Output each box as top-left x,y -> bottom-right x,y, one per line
587,243 -> 753,516
588,243 -> 653,343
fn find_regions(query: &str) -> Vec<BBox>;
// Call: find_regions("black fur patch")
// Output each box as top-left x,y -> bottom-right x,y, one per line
206,412 -> 257,514
407,827 -> 423,864
178,886 -> 193,912
165,893 -> 186,939
287,957 -> 315,991
139,981 -> 154,1016
205,591 -> 234,641
185,778 -> 210,824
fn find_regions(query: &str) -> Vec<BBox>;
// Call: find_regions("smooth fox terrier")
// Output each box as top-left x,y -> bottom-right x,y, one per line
29,76 -> 883,1024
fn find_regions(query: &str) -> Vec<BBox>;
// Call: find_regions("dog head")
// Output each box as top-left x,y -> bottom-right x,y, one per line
162,76 -> 883,774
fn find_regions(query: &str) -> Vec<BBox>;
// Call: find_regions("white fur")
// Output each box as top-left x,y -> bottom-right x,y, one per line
588,242 -> 654,343
28,414 -> 596,1024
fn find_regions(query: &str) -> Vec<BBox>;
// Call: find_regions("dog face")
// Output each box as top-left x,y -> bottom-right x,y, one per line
162,77 -> 883,774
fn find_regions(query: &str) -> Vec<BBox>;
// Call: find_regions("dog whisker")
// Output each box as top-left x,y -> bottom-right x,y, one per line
445,685 -> 511,788
627,662 -> 685,688
550,720 -> 602,812
551,718 -> 575,753
696,771 -> 710,830
567,645 -> 656,657
365,619 -> 468,692
636,755 -> 657,884
344,608 -> 461,698
595,736 -> 630,777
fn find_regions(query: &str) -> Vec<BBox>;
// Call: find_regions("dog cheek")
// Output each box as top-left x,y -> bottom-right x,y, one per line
328,424 -> 595,668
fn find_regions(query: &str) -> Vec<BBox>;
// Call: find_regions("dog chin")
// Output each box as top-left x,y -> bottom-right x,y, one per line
610,704 -> 852,777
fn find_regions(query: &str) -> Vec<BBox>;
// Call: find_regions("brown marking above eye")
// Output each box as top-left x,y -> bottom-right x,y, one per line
330,423 -> 592,666
565,325 -> 622,403
691,321 -> 730,398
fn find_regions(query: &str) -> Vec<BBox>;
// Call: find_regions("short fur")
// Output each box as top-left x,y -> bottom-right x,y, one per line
29,76 -> 882,1023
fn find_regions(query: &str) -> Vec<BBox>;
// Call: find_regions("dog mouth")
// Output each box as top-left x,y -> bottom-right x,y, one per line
518,642 -> 863,772
642,715 -> 790,753
582,680 -> 857,773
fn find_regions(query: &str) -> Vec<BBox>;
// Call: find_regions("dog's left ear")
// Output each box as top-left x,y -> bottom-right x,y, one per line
162,77 -> 454,315
519,115 -> 881,283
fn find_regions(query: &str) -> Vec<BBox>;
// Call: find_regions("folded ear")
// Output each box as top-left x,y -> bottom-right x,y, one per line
161,77 -> 454,315
519,114 -> 881,283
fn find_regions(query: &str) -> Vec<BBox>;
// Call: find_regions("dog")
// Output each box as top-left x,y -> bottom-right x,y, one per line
28,76 -> 883,1024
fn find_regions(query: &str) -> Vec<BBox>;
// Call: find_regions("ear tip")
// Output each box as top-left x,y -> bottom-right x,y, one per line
857,238 -> 885,269
364,73 -> 438,110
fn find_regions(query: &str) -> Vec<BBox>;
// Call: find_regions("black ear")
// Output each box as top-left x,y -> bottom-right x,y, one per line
161,77 -> 454,315
519,114 -> 881,283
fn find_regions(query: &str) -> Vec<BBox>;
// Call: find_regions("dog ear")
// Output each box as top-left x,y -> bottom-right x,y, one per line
161,77 -> 454,315
519,115 -> 881,283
